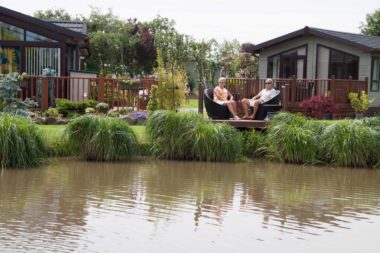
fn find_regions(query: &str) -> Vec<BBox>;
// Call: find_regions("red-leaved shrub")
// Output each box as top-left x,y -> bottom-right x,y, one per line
299,96 -> 337,118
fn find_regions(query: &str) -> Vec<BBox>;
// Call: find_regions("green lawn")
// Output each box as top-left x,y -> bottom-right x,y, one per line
182,99 -> 198,109
38,124 -> 147,144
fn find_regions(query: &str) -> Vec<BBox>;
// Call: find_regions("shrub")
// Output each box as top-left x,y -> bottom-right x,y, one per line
96,102 -> 109,113
56,99 -> 98,116
240,129 -> 266,158
299,95 -> 337,119
266,122 -> 318,164
320,121 -> 379,167
85,107 -> 95,114
46,107 -> 59,118
0,114 -> 46,168
269,112 -> 307,127
146,110 -> 241,161
348,91 -> 374,113
64,115 -> 138,161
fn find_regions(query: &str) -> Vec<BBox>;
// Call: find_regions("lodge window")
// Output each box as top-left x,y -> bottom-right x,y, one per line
317,45 -> 359,79
0,22 -> 24,41
0,46 -> 20,74
371,56 -> 380,92
267,45 -> 306,79
26,31 -> 57,42
25,47 -> 61,76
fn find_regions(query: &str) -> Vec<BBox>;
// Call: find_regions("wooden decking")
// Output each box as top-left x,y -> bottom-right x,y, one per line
212,119 -> 268,128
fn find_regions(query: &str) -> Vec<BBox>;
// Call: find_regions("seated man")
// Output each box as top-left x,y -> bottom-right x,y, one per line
214,77 -> 240,120
241,78 -> 279,119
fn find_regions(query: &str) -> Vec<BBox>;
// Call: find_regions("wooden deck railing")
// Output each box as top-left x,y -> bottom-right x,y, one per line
199,76 -> 368,115
20,76 -> 157,110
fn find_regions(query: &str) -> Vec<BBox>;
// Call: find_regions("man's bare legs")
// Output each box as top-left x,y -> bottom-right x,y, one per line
241,99 -> 251,119
250,100 -> 261,119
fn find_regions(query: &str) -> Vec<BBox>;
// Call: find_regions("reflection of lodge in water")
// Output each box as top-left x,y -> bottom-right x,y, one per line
1,159 -> 380,244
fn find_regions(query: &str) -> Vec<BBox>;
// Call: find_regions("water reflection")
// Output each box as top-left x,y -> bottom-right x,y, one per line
1,158 -> 380,252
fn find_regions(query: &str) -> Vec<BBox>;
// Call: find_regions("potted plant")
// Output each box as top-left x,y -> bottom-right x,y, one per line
299,95 -> 337,119
348,91 -> 374,119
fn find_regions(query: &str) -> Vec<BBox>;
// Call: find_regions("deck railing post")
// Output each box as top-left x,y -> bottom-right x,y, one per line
281,84 -> 288,112
348,75 -> 352,93
365,77 -> 369,93
198,81 -> 204,114
41,77 -> 49,110
255,76 -> 260,96
98,75 -> 104,102
291,75 -> 296,103
330,75 -> 336,103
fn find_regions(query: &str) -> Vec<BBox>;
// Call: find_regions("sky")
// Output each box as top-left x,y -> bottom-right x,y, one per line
1,0 -> 379,44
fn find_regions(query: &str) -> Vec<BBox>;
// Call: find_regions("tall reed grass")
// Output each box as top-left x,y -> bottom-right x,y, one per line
266,112 -> 318,164
320,121 -> 379,167
0,114 -> 46,168
146,110 -> 241,161
64,115 -> 138,161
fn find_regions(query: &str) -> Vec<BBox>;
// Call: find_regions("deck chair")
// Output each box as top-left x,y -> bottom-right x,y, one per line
251,91 -> 282,120
204,88 -> 230,119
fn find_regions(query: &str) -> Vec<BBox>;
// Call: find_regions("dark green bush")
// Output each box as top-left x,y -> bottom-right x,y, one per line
146,110 -> 241,161
0,114 -> 47,168
56,99 -> 97,117
64,115 -> 138,161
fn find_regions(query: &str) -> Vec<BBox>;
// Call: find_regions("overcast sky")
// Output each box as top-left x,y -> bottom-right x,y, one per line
1,0 -> 379,44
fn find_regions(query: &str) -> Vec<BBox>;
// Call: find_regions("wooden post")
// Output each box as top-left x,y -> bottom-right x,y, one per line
98,75 -> 104,102
255,76 -> 260,96
330,75 -> 335,103
41,77 -> 49,110
348,75 -> 352,93
291,75 -> 296,103
281,85 -> 288,112
198,81 -> 204,114
365,77 -> 369,93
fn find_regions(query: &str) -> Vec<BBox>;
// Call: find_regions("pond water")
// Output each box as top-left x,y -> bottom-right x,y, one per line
1,158 -> 380,252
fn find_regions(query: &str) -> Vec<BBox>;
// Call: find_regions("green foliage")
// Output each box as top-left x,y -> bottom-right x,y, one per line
360,8 -> 380,36
56,99 -> 97,116
64,115 -> 138,161
348,91 -> 374,113
266,119 -> 318,164
146,110 -> 241,161
320,121 -> 379,167
0,114 -> 46,168
0,72 -> 37,116
96,102 -> 109,113
85,107 -> 95,114
46,107 -> 59,118
147,85 -> 159,112
33,8 -> 74,20
240,130 -> 266,158
155,50 -> 187,110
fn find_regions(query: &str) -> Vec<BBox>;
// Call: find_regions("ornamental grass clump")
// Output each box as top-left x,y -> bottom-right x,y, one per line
320,121 -> 379,167
240,129 -> 267,158
266,112 -> 318,164
64,115 -> 138,161
146,110 -> 241,161
0,114 -> 46,168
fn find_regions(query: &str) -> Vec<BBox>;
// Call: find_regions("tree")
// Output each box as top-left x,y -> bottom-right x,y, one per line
218,40 -> 240,77
33,9 -> 74,20
360,9 -> 380,36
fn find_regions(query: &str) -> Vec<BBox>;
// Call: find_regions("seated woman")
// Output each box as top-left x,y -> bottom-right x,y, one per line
214,77 -> 240,120
241,78 -> 279,119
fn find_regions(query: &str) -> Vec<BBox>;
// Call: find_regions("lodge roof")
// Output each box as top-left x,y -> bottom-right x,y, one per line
253,26 -> 380,53
0,6 -> 88,44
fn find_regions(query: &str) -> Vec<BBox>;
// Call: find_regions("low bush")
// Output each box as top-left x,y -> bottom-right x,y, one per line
96,102 -> 109,113
0,114 -> 46,168
146,110 -> 241,161
320,121 -> 379,167
56,99 -> 97,117
64,115 -> 138,161
240,129 -> 266,158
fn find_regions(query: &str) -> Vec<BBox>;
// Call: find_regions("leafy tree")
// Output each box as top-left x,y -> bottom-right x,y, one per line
360,9 -> 380,36
218,40 -> 240,77
33,9 -> 74,20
